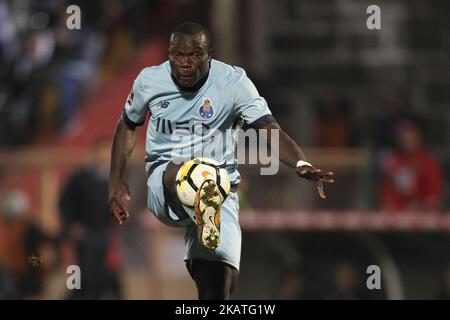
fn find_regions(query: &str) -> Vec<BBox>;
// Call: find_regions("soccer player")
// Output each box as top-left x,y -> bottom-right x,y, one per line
108,22 -> 334,300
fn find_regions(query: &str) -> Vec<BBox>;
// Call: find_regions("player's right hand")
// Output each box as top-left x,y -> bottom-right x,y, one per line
108,180 -> 131,225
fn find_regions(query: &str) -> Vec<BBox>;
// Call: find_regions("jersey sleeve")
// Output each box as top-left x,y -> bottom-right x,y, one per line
123,71 -> 148,129
233,71 -> 277,130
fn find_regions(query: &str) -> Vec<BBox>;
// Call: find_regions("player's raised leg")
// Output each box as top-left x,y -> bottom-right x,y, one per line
163,159 -> 224,250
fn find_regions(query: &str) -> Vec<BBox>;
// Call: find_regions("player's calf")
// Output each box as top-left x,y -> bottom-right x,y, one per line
188,259 -> 239,300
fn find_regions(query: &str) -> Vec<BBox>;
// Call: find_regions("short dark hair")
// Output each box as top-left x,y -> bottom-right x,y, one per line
170,22 -> 211,49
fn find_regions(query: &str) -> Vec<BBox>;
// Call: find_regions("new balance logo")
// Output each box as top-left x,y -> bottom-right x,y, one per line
160,101 -> 170,108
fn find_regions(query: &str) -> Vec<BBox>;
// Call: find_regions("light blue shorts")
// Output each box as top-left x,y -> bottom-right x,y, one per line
146,161 -> 242,270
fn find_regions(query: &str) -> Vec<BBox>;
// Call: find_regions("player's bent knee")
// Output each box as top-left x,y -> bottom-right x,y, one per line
163,161 -> 184,194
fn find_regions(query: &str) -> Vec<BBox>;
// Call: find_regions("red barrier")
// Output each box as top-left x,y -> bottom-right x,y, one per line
140,210 -> 450,231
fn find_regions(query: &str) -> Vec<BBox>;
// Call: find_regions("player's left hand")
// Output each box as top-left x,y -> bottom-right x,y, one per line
296,165 -> 334,199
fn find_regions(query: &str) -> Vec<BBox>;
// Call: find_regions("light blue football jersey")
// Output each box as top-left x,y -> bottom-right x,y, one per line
123,59 -> 276,184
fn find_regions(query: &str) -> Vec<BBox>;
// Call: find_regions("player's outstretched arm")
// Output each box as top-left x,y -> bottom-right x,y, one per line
261,122 -> 334,198
109,117 -> 138,224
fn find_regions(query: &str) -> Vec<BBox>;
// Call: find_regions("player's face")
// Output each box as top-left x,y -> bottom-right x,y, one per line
169,33 -> 211,88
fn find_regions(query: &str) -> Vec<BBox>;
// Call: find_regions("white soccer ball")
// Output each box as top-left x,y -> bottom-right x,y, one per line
175,157 -> 231,207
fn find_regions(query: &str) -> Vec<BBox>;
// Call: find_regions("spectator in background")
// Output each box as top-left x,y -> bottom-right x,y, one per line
0,189 -> 51,299
435,263 -> 450,300
59,140 -> 123,299
274,268 -> 307,300
313,94 -> 359,209
326,261 -> 365,300
314,94 -> 359,148
374,88 -> 422,149
379,120 -> 443,212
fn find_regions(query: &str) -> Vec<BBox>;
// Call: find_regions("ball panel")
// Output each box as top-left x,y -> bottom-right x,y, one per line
190,164 -> 217,185
176,179 -> 197,206
175,157 -> 231,207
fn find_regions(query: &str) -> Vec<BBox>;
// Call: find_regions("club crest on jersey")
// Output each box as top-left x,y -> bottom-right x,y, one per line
198,98 -> 214,119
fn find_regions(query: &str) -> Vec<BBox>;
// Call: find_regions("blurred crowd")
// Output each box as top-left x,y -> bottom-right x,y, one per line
0,0 -> 448,300
0,139 -> 122,299
0,0 -> 171,146
0,188 -> 51,299
273,260 -> 450,300
0,0 -> 445,211
274,262 -> 373,300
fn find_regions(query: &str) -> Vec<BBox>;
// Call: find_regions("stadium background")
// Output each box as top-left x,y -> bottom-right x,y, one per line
0,0 -> 449,299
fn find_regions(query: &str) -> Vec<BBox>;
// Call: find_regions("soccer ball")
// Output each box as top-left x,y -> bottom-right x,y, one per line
175,158 -> 231,207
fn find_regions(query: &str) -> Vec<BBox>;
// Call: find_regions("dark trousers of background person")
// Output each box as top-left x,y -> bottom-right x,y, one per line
68,230 -> 121,300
